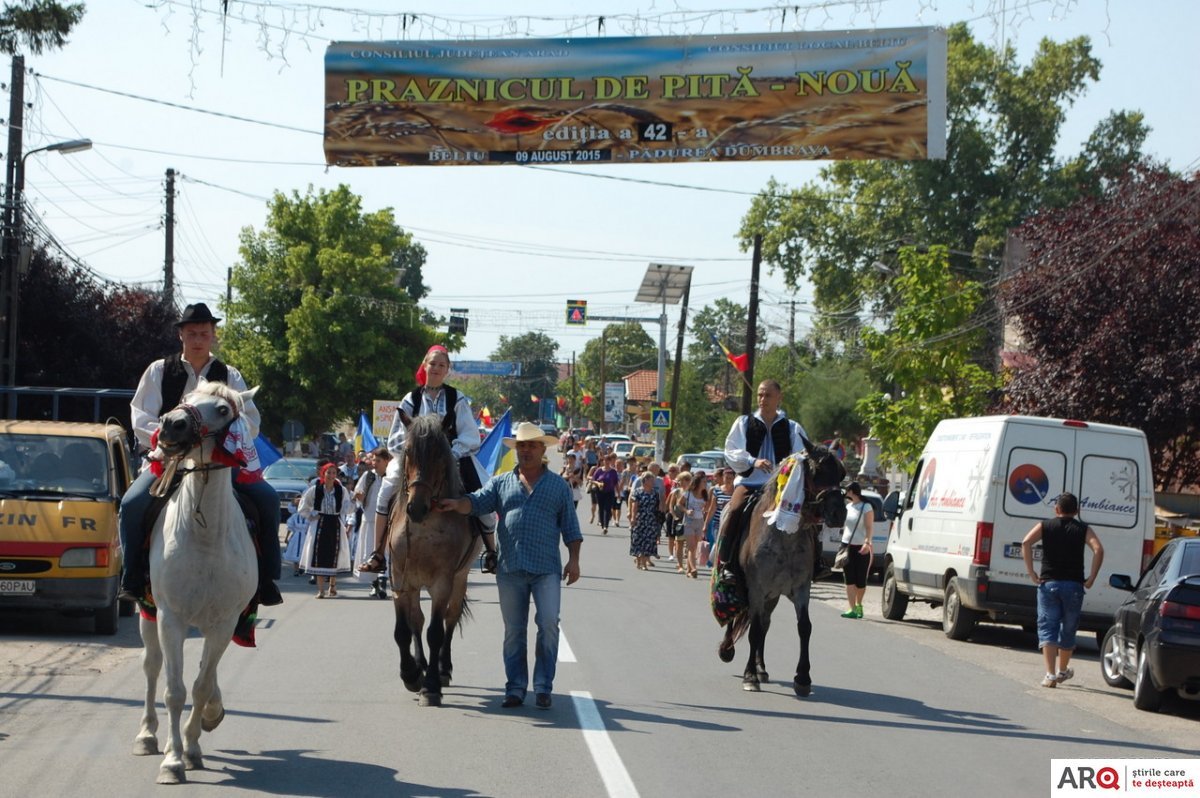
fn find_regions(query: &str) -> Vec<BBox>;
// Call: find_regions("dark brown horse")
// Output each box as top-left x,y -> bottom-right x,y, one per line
387,414 -> 482,707
717,445 -> 844,696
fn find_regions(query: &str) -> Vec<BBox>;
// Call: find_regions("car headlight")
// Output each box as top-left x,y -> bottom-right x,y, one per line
60,547 -> 105,568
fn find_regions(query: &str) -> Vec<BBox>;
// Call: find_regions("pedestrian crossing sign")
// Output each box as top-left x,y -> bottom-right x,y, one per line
566,299 -> 587,325
650,408 -> 672,429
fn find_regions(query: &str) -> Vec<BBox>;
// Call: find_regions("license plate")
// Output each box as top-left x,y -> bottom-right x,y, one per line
1003,543 -> 1041,561
0,579 -> 35,595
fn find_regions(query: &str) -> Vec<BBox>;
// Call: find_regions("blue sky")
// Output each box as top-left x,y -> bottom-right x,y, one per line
19,0 -> 1199,364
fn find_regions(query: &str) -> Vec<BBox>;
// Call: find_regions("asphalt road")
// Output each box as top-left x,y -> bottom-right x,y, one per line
2,452 -> 1196,797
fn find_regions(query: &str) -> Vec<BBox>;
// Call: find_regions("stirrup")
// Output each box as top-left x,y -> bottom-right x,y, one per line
359,551 -> 386,572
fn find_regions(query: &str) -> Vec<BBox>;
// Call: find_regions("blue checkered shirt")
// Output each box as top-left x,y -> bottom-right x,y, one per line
468,467 -> 582,576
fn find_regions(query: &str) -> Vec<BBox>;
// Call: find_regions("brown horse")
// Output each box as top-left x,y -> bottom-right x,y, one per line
387,414 -> 482,707
717,445 -> 844,696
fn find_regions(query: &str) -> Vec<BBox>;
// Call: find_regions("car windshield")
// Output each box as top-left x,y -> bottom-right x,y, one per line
0,434 -> 109,497
264,459 -> 318,480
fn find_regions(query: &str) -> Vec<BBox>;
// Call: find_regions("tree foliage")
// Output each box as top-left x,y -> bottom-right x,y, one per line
222,185 -> 434,440
686,298 -> 759,389
491,331 -> 559,423
0,0 -> 83,55
574,322 -> 657,426
999,168 -> 1200,490
738,23 -> 1148,326
856,247 -> 999,469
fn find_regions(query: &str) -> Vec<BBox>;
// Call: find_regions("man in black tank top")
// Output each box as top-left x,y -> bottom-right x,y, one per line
1021,493 -> 1105,688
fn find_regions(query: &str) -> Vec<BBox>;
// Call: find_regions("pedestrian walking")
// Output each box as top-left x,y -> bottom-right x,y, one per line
298,463 -> 355,598
628,472 -> 660,570
839,482 -> 873,618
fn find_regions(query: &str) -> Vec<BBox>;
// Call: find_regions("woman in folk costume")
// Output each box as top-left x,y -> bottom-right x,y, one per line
360,345 -> 492,572
298,463 -> 355,598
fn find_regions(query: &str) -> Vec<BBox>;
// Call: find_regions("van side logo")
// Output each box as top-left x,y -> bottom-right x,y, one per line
918,458 -> 937,510
1008,464 -> 1049,505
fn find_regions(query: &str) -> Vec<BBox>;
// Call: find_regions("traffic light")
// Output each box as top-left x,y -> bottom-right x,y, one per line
449,308 -> 468,335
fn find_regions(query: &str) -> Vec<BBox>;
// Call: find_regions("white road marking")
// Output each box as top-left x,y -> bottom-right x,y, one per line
570,690 -> 640,798
558,628 -> 576,662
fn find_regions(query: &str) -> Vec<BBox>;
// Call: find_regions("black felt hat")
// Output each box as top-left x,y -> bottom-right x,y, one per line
176,303 -> 221,327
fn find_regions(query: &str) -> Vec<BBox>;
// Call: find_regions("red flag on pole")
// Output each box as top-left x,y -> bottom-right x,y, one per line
711,334 -> 749,372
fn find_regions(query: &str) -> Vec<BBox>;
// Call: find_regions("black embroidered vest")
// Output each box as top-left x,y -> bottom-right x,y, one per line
740,415 -> 794,477
161,353 -> 229,412
411,385 -> 459,440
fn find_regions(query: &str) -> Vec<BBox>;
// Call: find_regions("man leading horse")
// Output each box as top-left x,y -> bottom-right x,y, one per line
118,303 -> 282,607
716,379 -> 809,588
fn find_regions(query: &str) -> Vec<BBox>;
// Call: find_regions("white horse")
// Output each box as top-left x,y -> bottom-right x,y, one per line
131,382 -> 258,785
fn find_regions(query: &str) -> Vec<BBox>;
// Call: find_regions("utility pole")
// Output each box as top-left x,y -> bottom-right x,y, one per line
1,55 -> 24,413
664,274 -> 691,462
742,234 -> 762,415
571,351 -> 577,428
787,299 -> 796,377
598,328 -> 606,434
164,168 -> 175,307
226,267 -> 232,305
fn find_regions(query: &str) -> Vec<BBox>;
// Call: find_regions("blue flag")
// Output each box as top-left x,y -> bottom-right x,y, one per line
254,433 -> 282,468
356,413 -> 379,453
478,408 -> 513,475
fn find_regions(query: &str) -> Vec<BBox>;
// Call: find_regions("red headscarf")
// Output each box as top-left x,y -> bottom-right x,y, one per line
319,462 -> 339,480
415,344 -> 450,387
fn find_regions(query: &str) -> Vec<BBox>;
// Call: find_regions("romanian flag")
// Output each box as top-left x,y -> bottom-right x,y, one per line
478,408 -> 515,475
581,388 -> 594,406
480,405 -> 492,427
354,412 -> 379,454
531,394 -> 540,403
556,396 -> 567,411
710,333 -> 749,372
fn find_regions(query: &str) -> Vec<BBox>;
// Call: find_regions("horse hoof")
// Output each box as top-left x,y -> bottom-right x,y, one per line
156,764 -> 186,785
401,677 -> 421,693
757,670 -> 769,683
418,692 -> 442,707
718,644 -> 735,663
440,672 -> 451,688
793,680 -> 812,697
200,707 -> 225,732
742,679 -> 761,692
132,736 -> 159,756
184,753 -> 204,771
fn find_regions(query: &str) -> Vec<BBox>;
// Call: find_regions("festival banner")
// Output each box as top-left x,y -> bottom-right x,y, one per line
324,27 -> 946,167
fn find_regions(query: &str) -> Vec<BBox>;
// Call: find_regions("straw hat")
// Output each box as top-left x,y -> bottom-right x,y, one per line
502,422 -> 559,448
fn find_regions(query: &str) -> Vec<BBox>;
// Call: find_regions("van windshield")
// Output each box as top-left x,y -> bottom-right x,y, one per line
0,434 -> 109,497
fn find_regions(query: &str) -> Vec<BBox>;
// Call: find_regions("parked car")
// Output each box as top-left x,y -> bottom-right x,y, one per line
699,449 -> 727,464
1101,537 -> 1200,711
821,488 -> 895,578
629,443 -> 656,464
538,423 -> 558,437
0,420 -> 137,634
264,457 -> 319,520
612,440 -> 637,459
677,452 -> 723,473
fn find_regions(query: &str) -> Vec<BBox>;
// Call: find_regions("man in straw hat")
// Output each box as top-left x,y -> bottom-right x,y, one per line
440,422 -> 582,710
118,302 -> 282,607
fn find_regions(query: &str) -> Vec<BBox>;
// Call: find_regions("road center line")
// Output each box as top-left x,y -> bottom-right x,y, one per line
558,628 -> 576,662
570,690 -> 640,798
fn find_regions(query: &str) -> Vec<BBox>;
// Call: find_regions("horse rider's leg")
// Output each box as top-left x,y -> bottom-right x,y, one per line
133,612 -> 162,756
117,469 -> 156,600
793,581 -> 814,697
182,627 -> 236,770
392,591 -> 422,692
363,467 -> 402,570
155,610 -> 190,784
236,477 -> 283,606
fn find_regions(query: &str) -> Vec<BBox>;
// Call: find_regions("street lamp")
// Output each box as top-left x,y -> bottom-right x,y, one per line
2,138 -> 92,412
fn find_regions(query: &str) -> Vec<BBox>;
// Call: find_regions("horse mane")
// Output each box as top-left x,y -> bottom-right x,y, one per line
406,414 -> 463,496
183,380 -> 245,416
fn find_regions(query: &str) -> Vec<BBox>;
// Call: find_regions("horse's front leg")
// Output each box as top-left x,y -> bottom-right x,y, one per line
420,606 -> 447,707
182,624 -> 236,770
393,592 -> 422,693
793,583 -> 814,697
133,613 -> 161,756
155,611 -> 189,784
742,615 -> 767,691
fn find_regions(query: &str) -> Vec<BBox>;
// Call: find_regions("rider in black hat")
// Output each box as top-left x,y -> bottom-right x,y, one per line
117,302 -> 283,606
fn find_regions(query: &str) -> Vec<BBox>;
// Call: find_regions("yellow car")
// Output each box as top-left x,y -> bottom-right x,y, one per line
0,421 -> 136,634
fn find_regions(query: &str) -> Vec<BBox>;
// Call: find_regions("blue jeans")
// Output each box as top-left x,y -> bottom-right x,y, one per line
496,570 -> 561,698
1036,580 -> 1085,650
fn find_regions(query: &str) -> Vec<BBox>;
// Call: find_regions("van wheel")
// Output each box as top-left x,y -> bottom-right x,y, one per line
1133,645 -> 1163,711
1100,627 -> 1132,689
95,598 -> 119,635
942,579 -> 978,640
881,564 -> 908,621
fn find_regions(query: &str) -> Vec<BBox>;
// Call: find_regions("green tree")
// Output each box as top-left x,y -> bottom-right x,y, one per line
222,185 -> 434,440
738,23 -> 1149,327
855,247 -> 999,469
0,1 -> 84,55
492,331 -> 558,423
576,322 -> 658,425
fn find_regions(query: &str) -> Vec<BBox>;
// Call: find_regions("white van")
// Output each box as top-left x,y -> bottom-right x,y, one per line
881,416 -> 1155,642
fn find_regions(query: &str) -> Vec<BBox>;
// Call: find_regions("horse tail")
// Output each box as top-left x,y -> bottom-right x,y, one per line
727,609 -> 751,645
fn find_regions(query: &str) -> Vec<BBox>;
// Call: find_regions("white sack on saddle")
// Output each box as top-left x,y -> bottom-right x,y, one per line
763,452 -> 806,534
